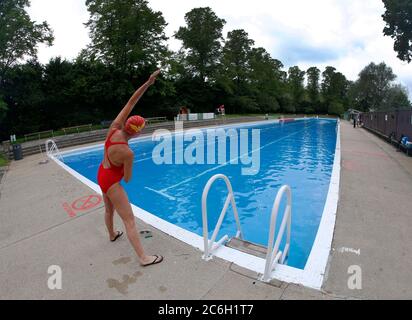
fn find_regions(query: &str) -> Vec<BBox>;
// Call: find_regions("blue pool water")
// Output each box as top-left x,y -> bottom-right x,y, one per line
63,119 -> 337,269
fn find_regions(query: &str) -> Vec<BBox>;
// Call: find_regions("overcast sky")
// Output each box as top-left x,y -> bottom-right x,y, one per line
28,0 -> 412,96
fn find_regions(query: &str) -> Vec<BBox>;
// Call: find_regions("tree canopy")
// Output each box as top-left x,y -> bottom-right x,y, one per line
0,0 -> 53,79
382,0 -> 412,63
0,0 -> 53,130
85,0 -> 168,73
0,3 -> 411,140
349,62 -> 410,111
175,7 -> 226,83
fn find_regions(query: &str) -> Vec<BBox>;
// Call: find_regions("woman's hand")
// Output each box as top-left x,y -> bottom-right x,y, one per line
148,69 -> 161,86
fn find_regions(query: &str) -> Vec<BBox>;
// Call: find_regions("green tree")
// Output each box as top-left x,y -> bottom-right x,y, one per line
382,0 -> 412,63
249,48 -> 284,113
221,29 -> 254,95
383,84 -> 411,110
71,55 -> 116,121
328,100 -> 344,116
321,66 -> 336,106
174,7 -> 226,83
0,96 -> 7,123
0,0 -> 53,79
217,29 -> 255,113
1,60 -> 45,137
85,0 -> 168,74
42,57 -> 80,128
84,0 -> 176,119
354,62 -> 396,111
321,66 -> 349,113
306,66 -> 321,113
287,66 -> 305,113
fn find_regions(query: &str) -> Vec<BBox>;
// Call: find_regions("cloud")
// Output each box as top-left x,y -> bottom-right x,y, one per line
26,0 -> 412,98
27,0 -> 90,63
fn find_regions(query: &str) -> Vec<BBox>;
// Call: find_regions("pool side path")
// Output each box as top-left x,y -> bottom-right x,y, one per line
0,120 -> 411,299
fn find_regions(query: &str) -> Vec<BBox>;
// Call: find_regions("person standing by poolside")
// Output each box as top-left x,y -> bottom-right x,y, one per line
97,70 -> 163,267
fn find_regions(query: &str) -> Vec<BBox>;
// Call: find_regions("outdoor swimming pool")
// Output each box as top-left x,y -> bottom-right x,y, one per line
60,118 -> 339,285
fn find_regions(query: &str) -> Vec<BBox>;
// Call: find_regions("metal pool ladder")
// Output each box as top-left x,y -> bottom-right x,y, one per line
45,139 -> 64,162
201,174 -> 292,282
201,174 -> 243,261
261,185 -> 292,282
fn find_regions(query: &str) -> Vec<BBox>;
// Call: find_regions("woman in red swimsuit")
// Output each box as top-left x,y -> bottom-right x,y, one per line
97,70 -> 163,267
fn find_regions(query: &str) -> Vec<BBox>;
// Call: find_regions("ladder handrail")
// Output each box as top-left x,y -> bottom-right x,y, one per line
45,139 -> 64,162
202,174 -> 243,260
262,185 -> 292,282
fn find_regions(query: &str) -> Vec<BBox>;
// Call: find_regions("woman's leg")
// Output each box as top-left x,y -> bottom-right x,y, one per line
103,193 -> 119,241
106,183 -> 162,266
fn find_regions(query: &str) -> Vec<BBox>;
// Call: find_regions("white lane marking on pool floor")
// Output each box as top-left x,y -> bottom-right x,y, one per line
146,122 -> 316,200
133,121 -> 304,164
144,187 -> 177,201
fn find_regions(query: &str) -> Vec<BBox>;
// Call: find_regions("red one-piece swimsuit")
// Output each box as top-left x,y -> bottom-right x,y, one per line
97,129 -> 129,194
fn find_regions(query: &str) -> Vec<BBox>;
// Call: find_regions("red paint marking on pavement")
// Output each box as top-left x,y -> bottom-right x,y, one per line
62,202 -> 76,218
71,195 -> 102,211
342,160 -> 359,171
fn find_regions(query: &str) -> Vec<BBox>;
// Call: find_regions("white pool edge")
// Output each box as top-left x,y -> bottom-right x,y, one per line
52,117 -> 340,290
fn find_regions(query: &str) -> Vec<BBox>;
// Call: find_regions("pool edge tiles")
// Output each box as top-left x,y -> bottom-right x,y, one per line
51,117 -> 340,290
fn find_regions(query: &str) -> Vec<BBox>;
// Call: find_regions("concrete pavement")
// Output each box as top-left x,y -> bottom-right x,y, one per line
323,122 -> 412,299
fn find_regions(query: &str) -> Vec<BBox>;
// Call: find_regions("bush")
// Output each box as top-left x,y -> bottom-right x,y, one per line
0,153 -> 9,167
328,101 -> 344,116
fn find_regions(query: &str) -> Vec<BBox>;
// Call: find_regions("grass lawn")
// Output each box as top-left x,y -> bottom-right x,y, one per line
0,153 -> 9,167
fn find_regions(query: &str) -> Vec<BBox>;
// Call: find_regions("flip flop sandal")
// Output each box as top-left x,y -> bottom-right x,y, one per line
140,230 -> 152,238
142,255 -> 163,267
110,231 -> 123,242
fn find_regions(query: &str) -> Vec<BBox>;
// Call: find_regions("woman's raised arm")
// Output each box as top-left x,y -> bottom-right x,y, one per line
111,70 -> 161,129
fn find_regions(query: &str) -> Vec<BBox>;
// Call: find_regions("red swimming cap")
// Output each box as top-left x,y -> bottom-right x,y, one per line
125,115 -> 145,135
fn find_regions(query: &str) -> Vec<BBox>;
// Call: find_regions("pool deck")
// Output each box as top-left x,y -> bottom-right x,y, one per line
1,120 -> 412,299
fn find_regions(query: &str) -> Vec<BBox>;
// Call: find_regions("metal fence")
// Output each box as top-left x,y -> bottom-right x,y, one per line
361,109 -> 412,141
